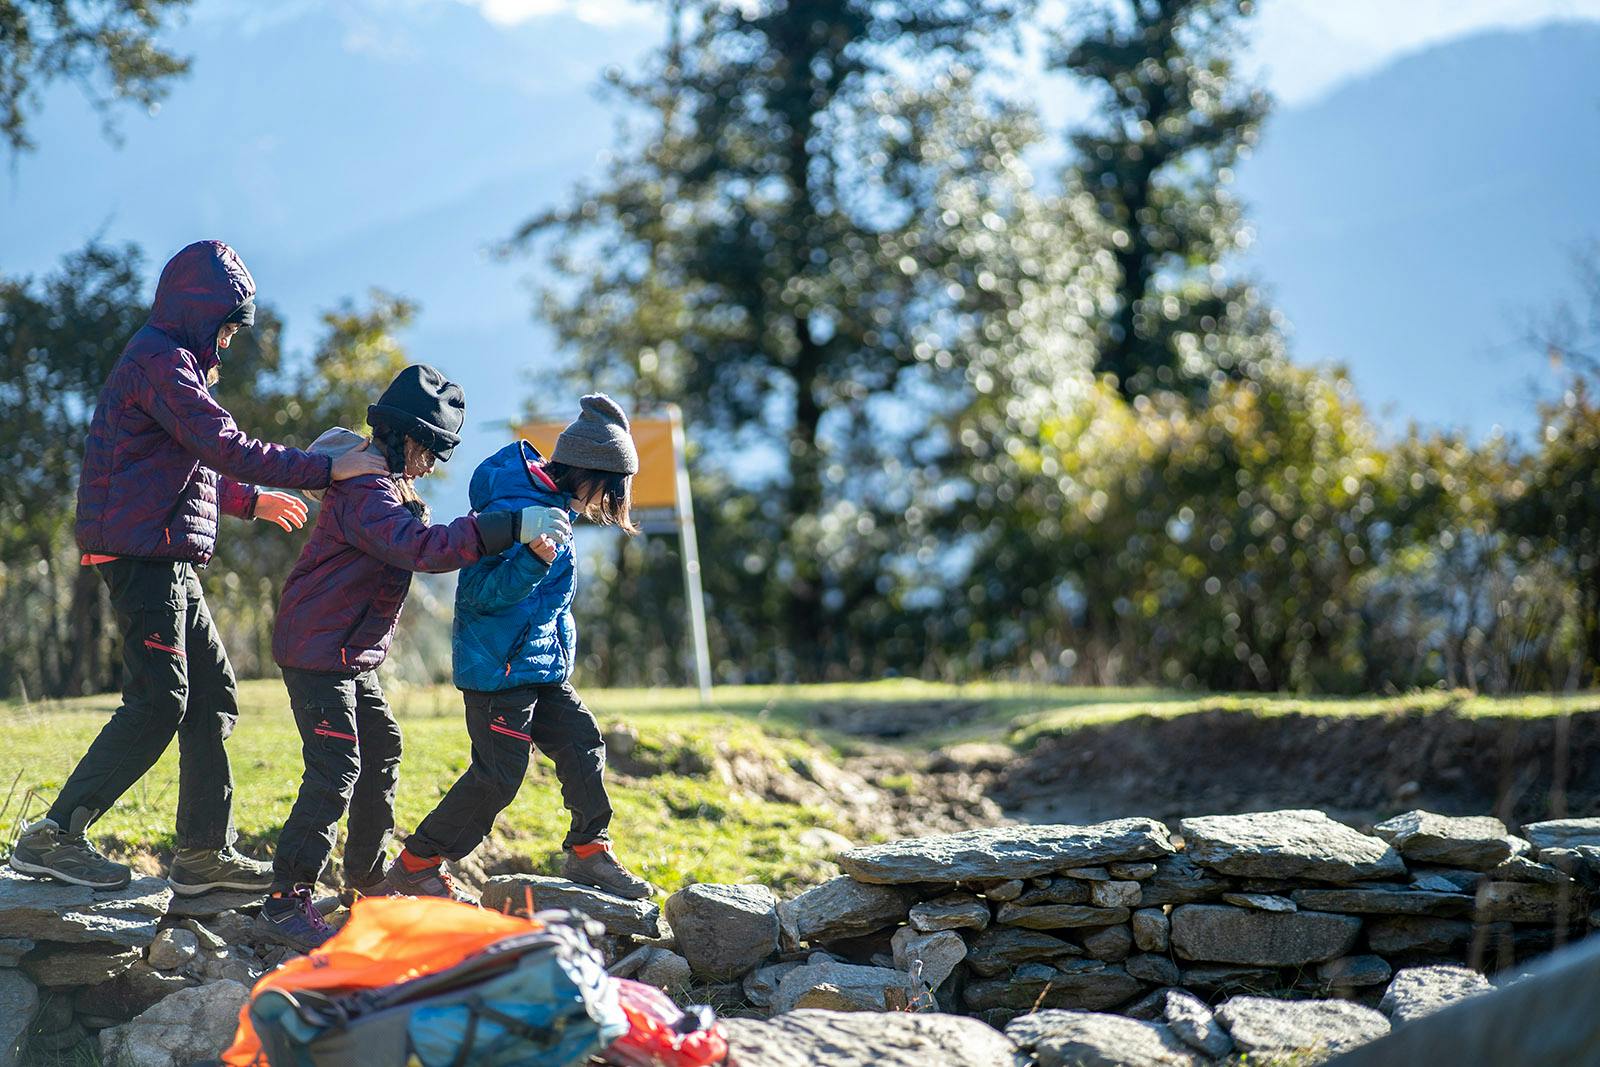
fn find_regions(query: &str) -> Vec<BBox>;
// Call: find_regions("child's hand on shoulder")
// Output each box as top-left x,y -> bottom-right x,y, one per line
529,535 -> 559,563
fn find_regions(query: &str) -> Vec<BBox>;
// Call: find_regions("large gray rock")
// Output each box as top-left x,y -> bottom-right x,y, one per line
1364,916 -> 1472,955
1170,904 -> 1361,966
481,874 -> 663,938
0,868 -> 170,948
1473,881 -> 1585,923
1180,810 -> 1406,883
908,893 -> 989,932
1004,1010 -> 1203,1067
963,960 -> 1143,1012
1216,996 -> 1391,1064
1290,886 -> 1473,918
837,820 -> 1174,884
966,926 -> 1081,977
770,960 -> 914,1014
776,877 -> 908,946
0,970 -> 38,1067
636,949 -> 692,990
1082,925 -> 1133,962
1380,965 -> 1492,1024
891,927 -> 966,990
996,903 -> 1130,929
1373,811 -> 1513,870
664,883 -> 779,981
1139,855 -> 1230,906
99,979 -> 249,1067
724,1010 -> 1017,1067
22,943 -> 141,987
1163,990 -> 1233,1058
1522,818 -> 1600,853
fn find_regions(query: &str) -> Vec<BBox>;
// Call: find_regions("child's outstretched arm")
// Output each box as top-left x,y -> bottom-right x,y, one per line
338,478 -> 515,573
457,541 -> 557,613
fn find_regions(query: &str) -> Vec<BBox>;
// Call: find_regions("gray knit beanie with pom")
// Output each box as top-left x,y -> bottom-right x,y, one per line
552,393 -> 639,475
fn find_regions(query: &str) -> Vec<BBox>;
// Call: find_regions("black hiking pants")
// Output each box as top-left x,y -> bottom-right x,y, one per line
271,668 -> 403,891
406,682 -> 612,861
49,559 -> 237,849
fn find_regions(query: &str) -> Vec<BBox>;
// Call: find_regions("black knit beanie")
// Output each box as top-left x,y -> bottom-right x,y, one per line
367,364 -> 465,461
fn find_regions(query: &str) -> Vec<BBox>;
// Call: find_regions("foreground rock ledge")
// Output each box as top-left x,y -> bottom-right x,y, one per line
724,1009 -> 1017,1067
836,819 -> 1174,884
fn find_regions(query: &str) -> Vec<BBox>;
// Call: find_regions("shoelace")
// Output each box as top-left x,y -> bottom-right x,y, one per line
293,889 -> 334,935
435,868 -> 466,898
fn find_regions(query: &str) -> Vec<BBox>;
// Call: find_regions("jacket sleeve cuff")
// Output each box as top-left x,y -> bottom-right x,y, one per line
476,510 -> 517,555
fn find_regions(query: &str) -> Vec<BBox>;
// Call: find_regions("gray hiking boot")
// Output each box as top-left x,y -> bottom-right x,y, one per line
371,854 -> 479,904
561,845 -> 654,901
168,845 -> 273,896
9,810 -> 131,890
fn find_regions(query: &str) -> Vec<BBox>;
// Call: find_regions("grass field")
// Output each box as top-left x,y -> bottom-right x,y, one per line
3,679 -> 1597,896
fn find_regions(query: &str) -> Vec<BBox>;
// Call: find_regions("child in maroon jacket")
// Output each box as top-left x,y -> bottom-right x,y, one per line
259,365 -> 571,951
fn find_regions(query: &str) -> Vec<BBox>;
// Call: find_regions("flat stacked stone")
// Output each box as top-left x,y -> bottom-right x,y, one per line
1373,811 -> 1514,870
1179,810 -> 1405,883
837,820 -> 1173,884
1170,904 -> 1362,967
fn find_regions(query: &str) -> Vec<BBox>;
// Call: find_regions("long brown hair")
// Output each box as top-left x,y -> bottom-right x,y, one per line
544,461 -> 637,535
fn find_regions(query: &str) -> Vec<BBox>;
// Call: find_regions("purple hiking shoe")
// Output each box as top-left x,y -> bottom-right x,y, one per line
260,886 -> 336,953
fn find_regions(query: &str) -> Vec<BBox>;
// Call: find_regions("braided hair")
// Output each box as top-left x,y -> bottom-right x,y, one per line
372,422 -> 431,525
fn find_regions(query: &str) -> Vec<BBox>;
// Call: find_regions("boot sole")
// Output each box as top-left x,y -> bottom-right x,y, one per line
168,877 -> 275,897
10,856 -> 131,891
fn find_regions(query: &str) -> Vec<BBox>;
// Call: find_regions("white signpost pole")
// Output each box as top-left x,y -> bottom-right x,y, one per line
667,406 -> 714,705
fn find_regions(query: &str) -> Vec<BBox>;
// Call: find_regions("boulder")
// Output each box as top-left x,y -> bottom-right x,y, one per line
0,869 -> 169,948
1317,954 -> 1392,988
1289,886 -> 1473,918
776,877 -> 908,946
1004,1010 -> 1203,1067
1139,855 -> 1230,906
1522,818 -> 1600,853
1090,881 -> 1142,908
1380,964 -> 1492,1024
891,927 -> 966,990
1215,995 -> 1390,1063
1179,810 -> 1406,883
996,903 -> 1130,929
22,944 -> 141,987
966,926 -> 1081,977
1124,953 -> 1180,985
908,893 -> 989,932
1363,916 -> 1472,955
1170,904 -> 1361,966
1131,909 -> 1170,952
664,883 -> 779,981
481,875 -> 663,938
837,820 -> 1174,884
723,1009 -> 1018,1067
98,979 -> 249,1067
0,970 -> 38,1067
1081,925 -> 1133,962
963,960 -> 1143,1012
1221,892 -> 1296,912
770,960 -> 914,1015
145,928 -> 199,972
1163,990 -> 1233,1059
636,949 -> 692,990
1373,811 -> 1513,870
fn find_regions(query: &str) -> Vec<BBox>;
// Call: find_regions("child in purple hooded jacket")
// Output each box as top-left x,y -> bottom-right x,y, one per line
259,365 -> 572,951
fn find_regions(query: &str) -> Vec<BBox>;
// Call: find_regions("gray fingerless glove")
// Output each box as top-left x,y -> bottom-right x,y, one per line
518,505 -> 572,545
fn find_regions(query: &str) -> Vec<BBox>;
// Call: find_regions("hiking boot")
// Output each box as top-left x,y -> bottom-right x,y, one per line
260,886 -> 336,953
374,853 -> 479,904
9,811 -> 130,890
561,845 -> 653,900
168,845 -> 274,896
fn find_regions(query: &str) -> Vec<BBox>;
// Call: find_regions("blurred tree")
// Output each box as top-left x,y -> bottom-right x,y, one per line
1052,0 -> 1274,397
517,0 -> 1036,680
0,0 -> 192,151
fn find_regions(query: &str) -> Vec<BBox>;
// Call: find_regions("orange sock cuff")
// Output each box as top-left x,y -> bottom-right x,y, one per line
399,847 -> 440,872
571,841 -> 611,859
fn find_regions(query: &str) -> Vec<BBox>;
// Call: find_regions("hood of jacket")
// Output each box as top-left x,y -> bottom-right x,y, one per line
146,241 -> 256,372
470,440 -> 571,514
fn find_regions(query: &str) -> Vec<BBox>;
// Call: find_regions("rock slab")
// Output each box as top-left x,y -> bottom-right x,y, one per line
724,1010 -> 1017,1067
770,960 -> 915,1015
1170,903 -> 1362,966
1374,810 -> 1512,870
776,876 -> 907,946
1180,810 -> 1406,883
99,979 -> 249,1067
837,820 -> 1174,884
1163,990 -> 1233,1058
1004,1009 -> 1203,1067
1380,964 -> 1492,1024
1522,818 -> 1600,853
0,868 -> 169,948
1216,996 -> 1391,1064
481,874 -> 662,938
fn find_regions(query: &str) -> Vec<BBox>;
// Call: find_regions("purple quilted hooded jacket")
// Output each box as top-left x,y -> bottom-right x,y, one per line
74,241 -> 333,565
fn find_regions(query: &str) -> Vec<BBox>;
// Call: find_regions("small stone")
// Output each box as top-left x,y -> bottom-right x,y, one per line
0,938 -> 34,967
177,919 -> 228,953
1180,964 -> 1281,994
1109,862 -> 1158,880
663,883 -> 779,981
1090,881 -> 1142,908
199,911 -> 260,945
98,980 -> 250,1067
1380,964 -> 1492,1024
1004,1009 -> 1203,1067
1081,925 -> 1133,962
776,876 -> 909,946
1164,989 -> 1234,1058
1131,909 -> 1169,953
1014,879 -> 1092,907
1364,916 -> 1472,955
770,960 -> 913,1014
22,944 -> 141,987
1180,810 -> 1406,883
1125,953 -> 1180,985
1221,892 -> 1297,912
74,963 -> 194,1024
29,1021 -> 87,1053
1170,904 -> 1361,967
1373,811 -> 1513,870
1290,886 -> 1473,918
482,874 -> 663,939
1522,818 -> 1600,853
891,927 -> 966,990
984,879 -> 1024,902
162,889 -> 267,919
1216,996 -> 1390,1063
837,820 -> 1174,884
187,947 -> 263,985
1484,856 -> 1569,885
1317,954 -> 1392,988
742,961 -> 803,1009
997,903 -> 1130,930
964,960 -> 1143,1012
636,949 -> 692,990
966,926 -> 1082,977
1062,867 -> 1111,881
908,893 -> 989,933
146,928 -> 199,971
1410,870 -> 1477,893
1139,855 -> 1231,906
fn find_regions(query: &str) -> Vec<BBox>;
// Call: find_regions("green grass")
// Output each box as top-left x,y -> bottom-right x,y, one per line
3,679 -> 1598,897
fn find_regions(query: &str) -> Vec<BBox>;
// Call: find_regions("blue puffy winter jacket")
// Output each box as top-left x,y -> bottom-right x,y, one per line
452,441 -> 578,691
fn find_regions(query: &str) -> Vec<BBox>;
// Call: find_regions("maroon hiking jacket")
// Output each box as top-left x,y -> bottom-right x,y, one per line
272,474 -> 514,675
74,241 -> 333,565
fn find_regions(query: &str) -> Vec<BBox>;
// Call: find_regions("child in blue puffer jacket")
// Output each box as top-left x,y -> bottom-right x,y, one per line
378,394 -> 653,901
